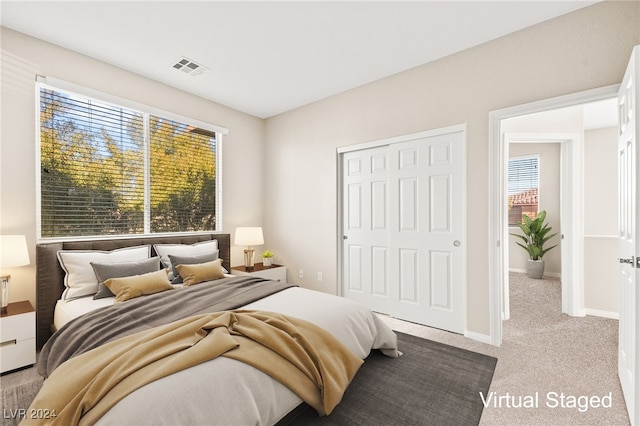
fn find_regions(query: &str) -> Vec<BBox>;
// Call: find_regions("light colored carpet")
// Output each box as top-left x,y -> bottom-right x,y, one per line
380,272 -> 630,425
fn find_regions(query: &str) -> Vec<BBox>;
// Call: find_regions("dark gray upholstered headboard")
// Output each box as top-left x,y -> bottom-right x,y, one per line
36,233 -> 231,349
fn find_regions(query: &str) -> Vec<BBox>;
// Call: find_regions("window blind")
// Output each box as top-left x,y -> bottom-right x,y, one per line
149,116 -> 217,233
507,156 -> 539,225
39,86 -> 219,238
508,156 -> 539,195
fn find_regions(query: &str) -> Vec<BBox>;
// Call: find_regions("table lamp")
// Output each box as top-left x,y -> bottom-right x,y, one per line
1,235 -> 30,313
235,227 -> 264,270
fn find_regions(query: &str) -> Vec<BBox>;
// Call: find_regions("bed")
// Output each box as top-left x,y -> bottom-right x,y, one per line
32,233 -> 399,425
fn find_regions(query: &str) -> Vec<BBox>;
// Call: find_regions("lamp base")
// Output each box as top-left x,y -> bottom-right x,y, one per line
1,276 -> 10,313
243,248 -> 256,270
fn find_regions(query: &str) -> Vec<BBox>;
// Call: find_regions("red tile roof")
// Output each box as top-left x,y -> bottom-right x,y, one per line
509,188 -> 538,206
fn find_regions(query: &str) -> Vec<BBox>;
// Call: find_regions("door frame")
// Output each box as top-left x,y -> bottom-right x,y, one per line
488,85 -> 619,346
336,123 -> 466,306
502,133 -> 580,321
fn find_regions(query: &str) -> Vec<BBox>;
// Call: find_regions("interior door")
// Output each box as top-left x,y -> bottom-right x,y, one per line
387,132 -> 465,333
618,45 -> 639,426
342,146 -> 392,314
342,128 -> 465,334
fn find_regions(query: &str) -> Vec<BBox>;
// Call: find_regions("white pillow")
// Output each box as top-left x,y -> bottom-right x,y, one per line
153,240 -> 219,279
57,245 -> 151,300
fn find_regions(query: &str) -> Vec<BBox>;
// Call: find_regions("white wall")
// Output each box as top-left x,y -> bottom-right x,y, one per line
0,28 -> 265,307
263,1 -> 639,336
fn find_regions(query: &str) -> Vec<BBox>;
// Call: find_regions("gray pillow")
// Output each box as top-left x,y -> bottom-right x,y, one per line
168,251 -> 220,284
91,257 -> 162,299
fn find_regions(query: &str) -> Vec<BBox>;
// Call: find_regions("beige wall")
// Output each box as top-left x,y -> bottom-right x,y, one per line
0,28 -> 265,307
1,1 -> 637,337
507,143 -> 562,275
584,127 -> 619,236
263,1 -> 640,336
584,126 -> 619,315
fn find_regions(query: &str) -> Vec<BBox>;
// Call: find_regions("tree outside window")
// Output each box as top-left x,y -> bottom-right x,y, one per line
38,86 -> 220,238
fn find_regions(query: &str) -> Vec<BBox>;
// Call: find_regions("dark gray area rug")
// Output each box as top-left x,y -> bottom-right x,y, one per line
1,374 -> 43,426
278,331 -> 498,426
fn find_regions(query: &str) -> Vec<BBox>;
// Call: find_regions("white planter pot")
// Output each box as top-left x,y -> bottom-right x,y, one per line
526,259 -> 545,279
263,257 -> 273,267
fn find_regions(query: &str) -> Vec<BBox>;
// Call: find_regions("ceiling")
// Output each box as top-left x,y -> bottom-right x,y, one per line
1,1 -> 600,118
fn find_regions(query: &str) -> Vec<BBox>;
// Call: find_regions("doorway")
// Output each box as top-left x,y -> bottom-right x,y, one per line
488,85 -> 620,346
501,134 -> 571,321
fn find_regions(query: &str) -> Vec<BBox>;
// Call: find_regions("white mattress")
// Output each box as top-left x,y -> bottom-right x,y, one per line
54,297 -> 115,330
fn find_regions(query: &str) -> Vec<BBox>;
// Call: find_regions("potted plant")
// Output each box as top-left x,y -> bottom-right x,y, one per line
510,210 -> 558,279
262,250 -> 275,267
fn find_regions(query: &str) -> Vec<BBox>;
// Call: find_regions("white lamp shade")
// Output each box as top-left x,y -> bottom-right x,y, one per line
234,227 -> 264,246
0,235 -> 30,269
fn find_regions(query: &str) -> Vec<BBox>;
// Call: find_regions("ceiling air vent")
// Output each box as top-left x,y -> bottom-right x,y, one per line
172,57 -> 209,77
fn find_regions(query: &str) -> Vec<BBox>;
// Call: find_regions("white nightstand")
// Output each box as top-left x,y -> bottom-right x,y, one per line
1,301 -> 36,374
231,263 -> 287,282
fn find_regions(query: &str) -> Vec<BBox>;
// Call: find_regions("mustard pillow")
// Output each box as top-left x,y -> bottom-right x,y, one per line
175,259 -> 225,286
104,269 -> 173,302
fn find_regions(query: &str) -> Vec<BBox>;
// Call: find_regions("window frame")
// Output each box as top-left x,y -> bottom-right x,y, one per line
35,76 -> 228,241
507,154 -> 540,227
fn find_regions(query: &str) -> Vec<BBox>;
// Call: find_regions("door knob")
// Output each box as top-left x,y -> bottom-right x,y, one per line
453,240 -> 461,247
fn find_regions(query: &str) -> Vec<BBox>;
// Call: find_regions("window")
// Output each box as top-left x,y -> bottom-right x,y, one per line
508,155 -> 539,226
37,81 -> 225,239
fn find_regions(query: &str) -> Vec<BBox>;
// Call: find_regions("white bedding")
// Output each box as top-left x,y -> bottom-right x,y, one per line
86,286 -> 399,426
53,297 -> 114,330
53,274 -> 236,330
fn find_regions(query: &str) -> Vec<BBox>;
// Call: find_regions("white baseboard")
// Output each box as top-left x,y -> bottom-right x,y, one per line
465,329 -> 493,345
584,308 -> 619,320
509,268 -> 561,278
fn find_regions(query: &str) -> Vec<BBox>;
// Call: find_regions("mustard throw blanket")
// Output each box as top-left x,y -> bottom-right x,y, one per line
23,310 -> 363,425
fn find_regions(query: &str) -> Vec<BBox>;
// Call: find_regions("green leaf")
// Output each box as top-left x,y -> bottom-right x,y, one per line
540,244 -> 558,258
529,245 -> 542,260
510,233 -> 529,244
511,209 -> 557,260
518,223 -> 531,236
537,210 -> 547,223
540,233 -> 557,245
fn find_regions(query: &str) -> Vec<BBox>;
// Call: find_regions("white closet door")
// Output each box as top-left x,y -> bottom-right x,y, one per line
342,128 -> 465,334
388,131 -> 465,333
342,146 -> 392,314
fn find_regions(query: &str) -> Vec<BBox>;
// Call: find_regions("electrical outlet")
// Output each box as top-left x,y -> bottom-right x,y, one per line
317,272 -> 323,282
299,269 -> 304,279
